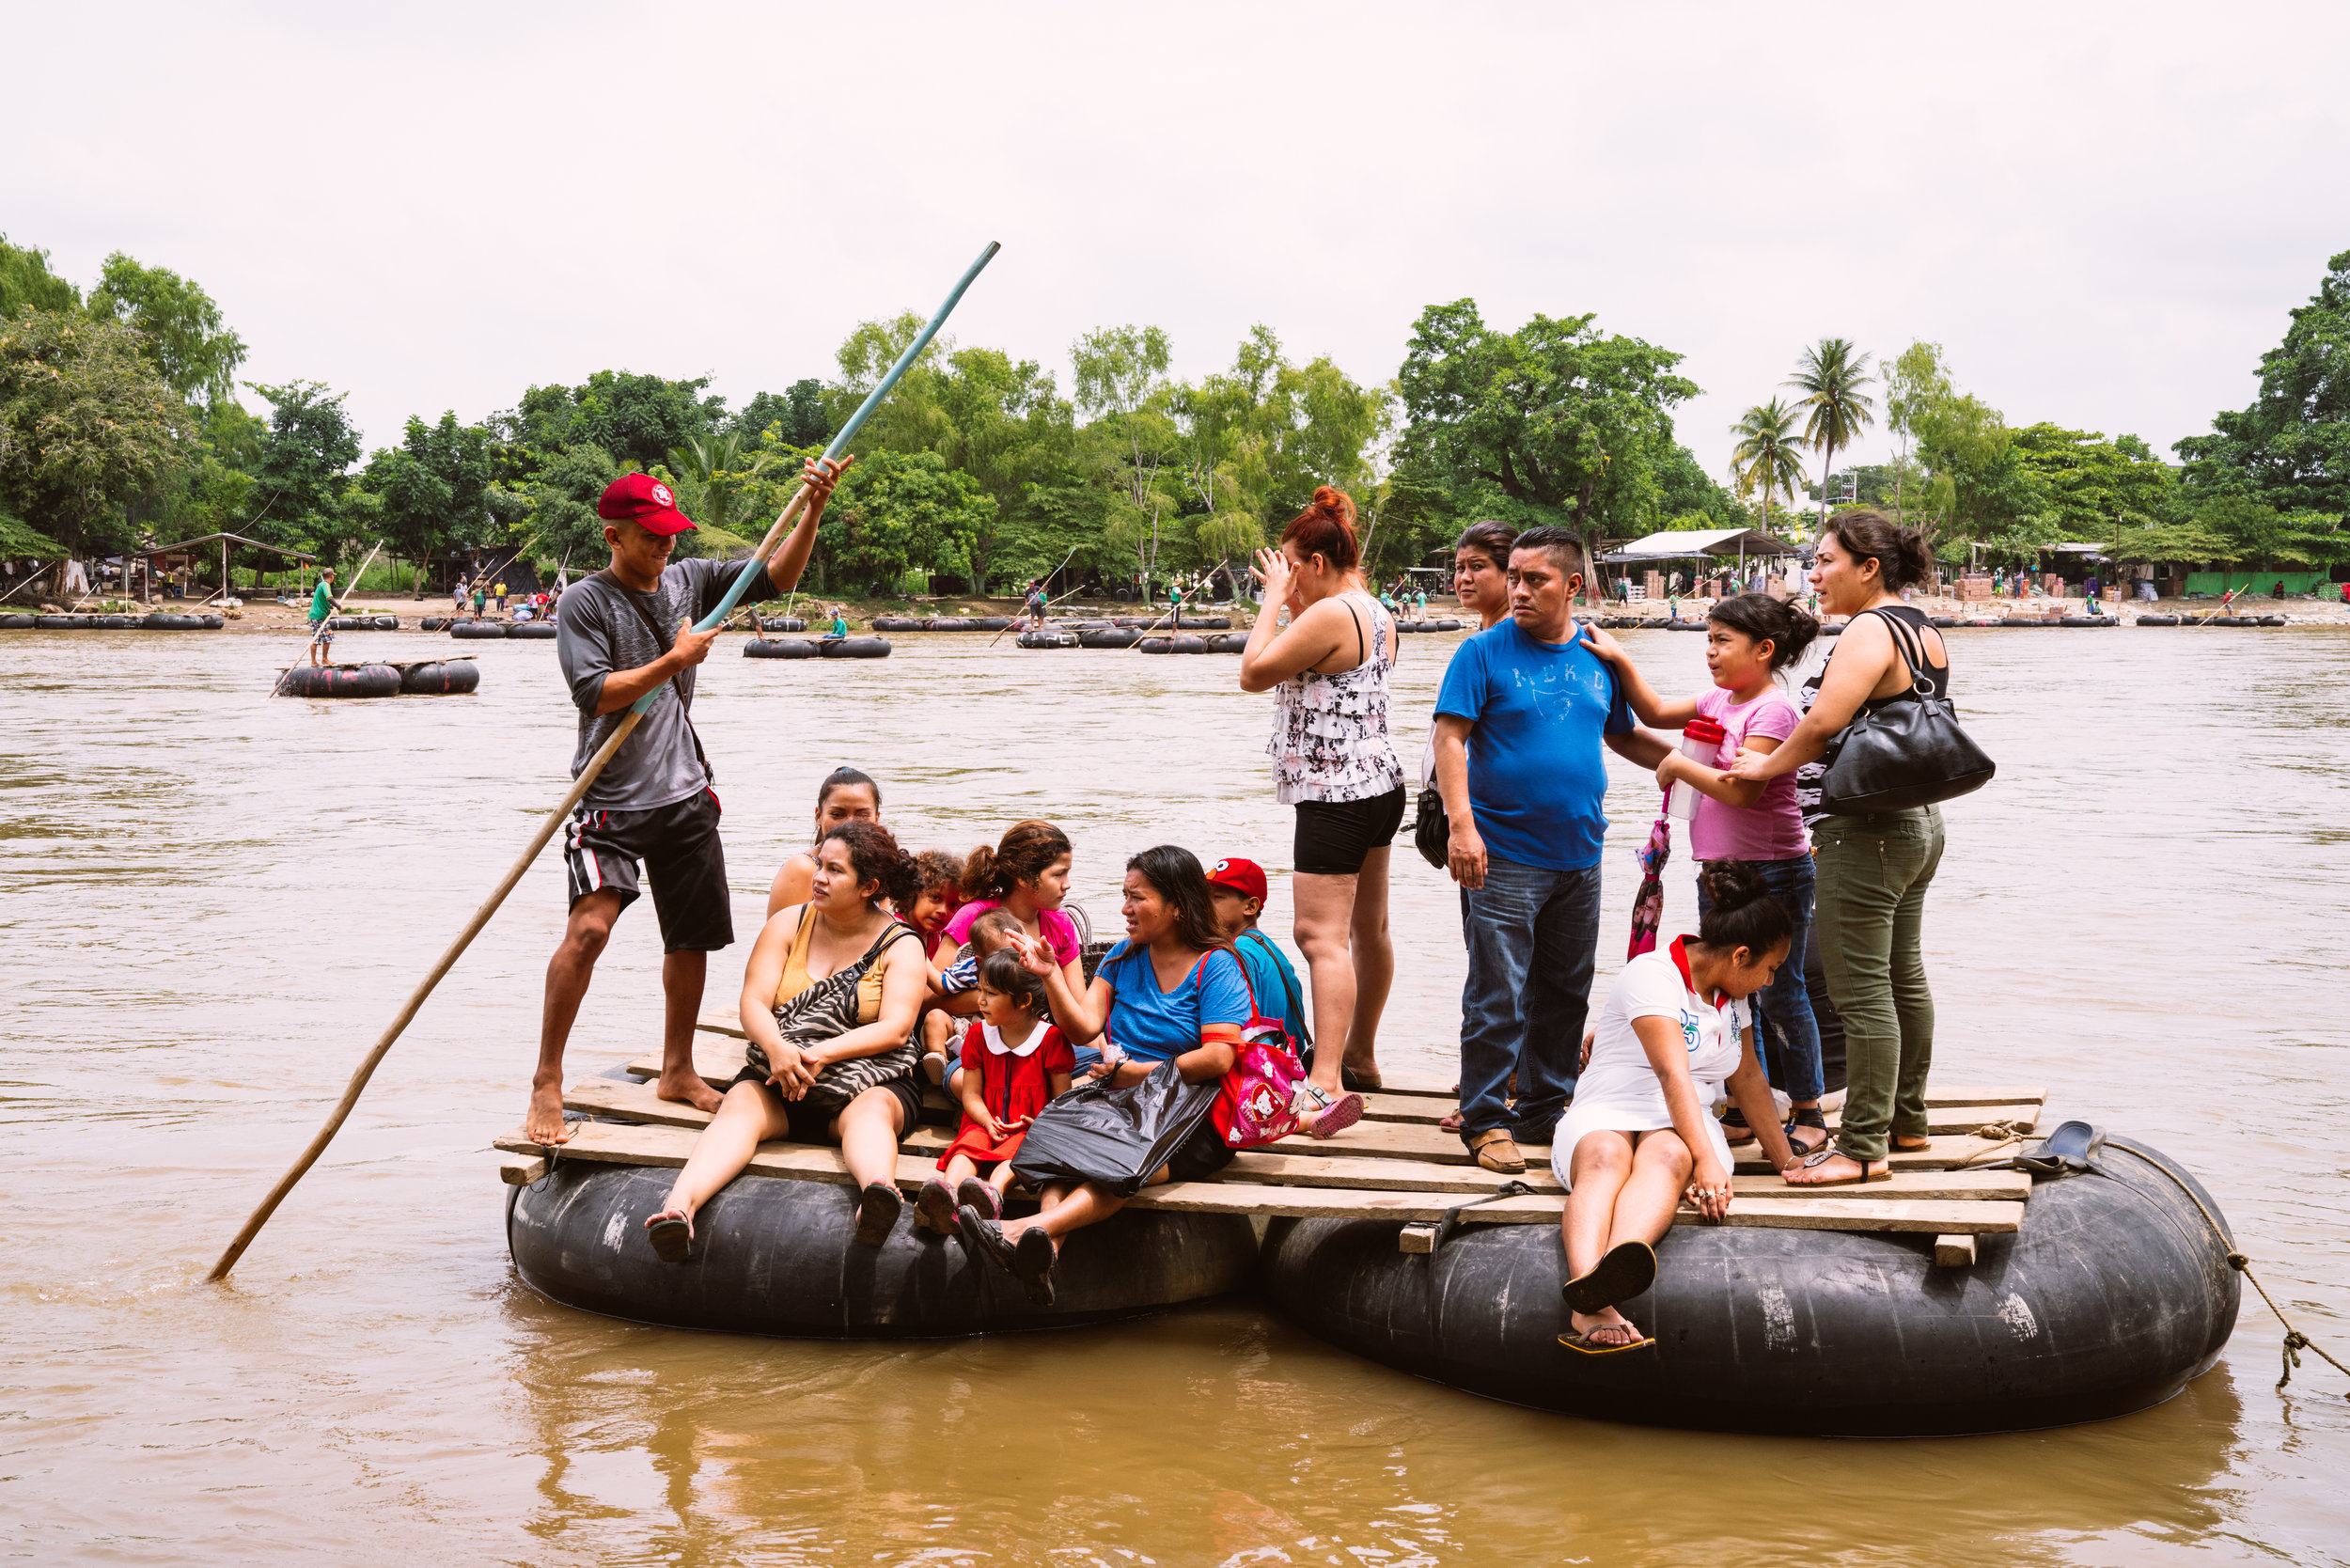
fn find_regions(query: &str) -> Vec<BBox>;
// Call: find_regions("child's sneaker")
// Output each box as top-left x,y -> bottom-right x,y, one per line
915,1178 -> 959,1235
956,1177 -> 1003,1220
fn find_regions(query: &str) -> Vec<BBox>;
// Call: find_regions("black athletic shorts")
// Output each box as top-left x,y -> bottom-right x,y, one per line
725,1064 -> 924,1142
563,787 -> 733,952
1292,785 -> 1407,876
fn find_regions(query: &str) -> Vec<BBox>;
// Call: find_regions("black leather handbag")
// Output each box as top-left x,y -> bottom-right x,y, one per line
1816,609 -> 1996,814
1411,786 -> 1449,870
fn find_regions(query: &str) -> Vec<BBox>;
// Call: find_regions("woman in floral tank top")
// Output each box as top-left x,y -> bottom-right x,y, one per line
1237,487 -> 1405,1139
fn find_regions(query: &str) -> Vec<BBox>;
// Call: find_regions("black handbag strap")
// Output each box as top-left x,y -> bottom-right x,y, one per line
594,568 -> 711,780
1863,606 -> 1941,699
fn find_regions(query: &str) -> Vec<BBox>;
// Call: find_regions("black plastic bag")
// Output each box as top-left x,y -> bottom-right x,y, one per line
1011,1061 -> 1220,1199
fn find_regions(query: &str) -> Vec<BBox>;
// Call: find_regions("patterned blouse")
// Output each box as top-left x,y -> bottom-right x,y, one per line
1267,590 -> 1406,805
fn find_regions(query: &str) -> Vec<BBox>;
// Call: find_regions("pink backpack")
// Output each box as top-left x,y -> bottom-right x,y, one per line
1208,955 -> 1308,1148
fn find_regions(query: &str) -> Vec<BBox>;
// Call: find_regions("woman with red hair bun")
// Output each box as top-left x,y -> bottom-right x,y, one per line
1236,485 -> 1405,1139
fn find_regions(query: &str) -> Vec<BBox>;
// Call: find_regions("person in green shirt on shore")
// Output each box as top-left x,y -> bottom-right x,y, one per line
306,569 -> 337,667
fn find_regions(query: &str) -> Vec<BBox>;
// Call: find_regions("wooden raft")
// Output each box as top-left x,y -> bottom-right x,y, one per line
500,1031 -> 2044,1258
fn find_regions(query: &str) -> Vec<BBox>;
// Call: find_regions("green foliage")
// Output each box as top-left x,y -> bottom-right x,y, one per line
86,254 -> 246,405
249,381 -> 362,548
1785,338 -> 1874,527
1729,397 -> 1808,533
2174,248 -> 2350,529
2009,423 -> 2177,538
1394,299 -> 1700,578
498,444 -> 618,570
362,412 -> 494,566
729,380 -> 831,448
0,236 -> 81,318
0,309 -> 193,554
0,507 -> 67,559
517,370 -> 724,470
769,445 -> 989,592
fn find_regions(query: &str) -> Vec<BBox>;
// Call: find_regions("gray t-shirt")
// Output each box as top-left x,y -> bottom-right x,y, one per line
556,557 -> 760,811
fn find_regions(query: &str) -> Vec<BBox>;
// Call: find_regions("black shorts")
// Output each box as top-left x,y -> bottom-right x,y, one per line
564,787 -> 733,952
725,1067 -> 923,1142
1165,1120 -> 1237,1183
1292,786 -> 1407,875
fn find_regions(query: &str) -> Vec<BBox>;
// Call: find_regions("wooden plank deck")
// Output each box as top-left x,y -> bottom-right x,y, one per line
496,1118 -> 2024,1234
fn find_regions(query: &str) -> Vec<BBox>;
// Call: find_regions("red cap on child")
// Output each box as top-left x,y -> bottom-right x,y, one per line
1206,857 -> 1267,904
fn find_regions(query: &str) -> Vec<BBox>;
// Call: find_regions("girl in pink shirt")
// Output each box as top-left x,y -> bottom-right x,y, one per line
1583,594 -> 1830,1154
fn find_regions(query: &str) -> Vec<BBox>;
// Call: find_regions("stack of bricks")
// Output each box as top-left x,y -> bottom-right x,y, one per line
1957,575 -> 1993,601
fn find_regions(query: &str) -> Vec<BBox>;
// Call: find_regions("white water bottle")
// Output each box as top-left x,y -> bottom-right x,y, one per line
1668,716 -> 1729,820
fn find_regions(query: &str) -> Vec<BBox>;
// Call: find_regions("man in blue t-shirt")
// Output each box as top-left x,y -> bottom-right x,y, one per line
1432,526 -> 1668,1173
1205,856 -> 1311,1058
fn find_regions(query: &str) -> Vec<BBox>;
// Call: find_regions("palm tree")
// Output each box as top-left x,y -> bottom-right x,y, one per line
1785,338 -> 1876,527
1729,397 -> 1809,534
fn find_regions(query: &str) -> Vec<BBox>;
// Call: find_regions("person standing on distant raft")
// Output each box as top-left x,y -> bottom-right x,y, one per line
306,567 -> 336,666
526,457 -> 852,1144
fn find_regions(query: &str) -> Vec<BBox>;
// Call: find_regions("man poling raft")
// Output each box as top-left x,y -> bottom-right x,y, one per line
527,459 -> 852,1142
207,240 -> 1001,1280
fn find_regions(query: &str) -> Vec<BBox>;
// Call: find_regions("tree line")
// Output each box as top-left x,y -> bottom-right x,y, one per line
3,230 -> 2342,595
1722,251 -> 2350,573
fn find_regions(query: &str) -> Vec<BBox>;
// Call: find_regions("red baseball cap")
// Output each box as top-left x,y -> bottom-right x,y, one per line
597,473 -> 697,536
1206,857 -> 1267,904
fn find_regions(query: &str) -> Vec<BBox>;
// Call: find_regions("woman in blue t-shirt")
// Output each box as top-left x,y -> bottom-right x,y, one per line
958,845 -> 1246,1305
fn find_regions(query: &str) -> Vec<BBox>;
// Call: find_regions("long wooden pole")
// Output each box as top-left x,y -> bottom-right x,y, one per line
208,242 -> 999,1281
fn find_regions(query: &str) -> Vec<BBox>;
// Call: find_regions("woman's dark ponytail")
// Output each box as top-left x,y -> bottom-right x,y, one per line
1707,592 -> 1819,672
1822,510 -> 1933,591
1694,859 -> 1794,957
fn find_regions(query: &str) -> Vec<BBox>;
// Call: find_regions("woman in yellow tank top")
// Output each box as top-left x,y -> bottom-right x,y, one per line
644,823 -> 929,1262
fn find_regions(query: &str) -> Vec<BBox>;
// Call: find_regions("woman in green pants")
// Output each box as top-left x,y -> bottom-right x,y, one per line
1725,512 -> 1948,1186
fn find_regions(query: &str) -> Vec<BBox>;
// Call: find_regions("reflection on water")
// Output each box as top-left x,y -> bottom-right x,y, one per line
2,626 -> 2345,1564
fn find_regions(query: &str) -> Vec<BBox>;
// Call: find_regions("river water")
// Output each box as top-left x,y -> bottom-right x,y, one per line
3,621 -> 2344,1565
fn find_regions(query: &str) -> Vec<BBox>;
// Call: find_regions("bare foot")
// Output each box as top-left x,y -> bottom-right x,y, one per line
1569,1307 -> 1644,1347
525,1079 -> 572,1145
656,1070 -> 723,1115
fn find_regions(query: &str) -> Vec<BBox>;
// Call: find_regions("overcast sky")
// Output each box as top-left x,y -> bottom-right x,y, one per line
9,1 -> 2346,488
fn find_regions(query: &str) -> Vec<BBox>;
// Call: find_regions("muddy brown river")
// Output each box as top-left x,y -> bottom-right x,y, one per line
3,620 -> 2344,1564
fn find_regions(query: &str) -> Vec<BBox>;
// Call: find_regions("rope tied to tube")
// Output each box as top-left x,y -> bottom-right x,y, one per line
2221,1250 -> 2350,1397
1955,1119 -> 2036,1167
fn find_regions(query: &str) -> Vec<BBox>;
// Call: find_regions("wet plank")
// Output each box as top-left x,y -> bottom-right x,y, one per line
1357,1095 -> 2040,1135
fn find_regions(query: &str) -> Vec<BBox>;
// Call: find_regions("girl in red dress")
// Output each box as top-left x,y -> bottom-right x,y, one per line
915,949 -> 1075,1233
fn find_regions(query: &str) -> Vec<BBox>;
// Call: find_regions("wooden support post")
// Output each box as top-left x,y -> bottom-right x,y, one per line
1935,1233 -> 1977,1267
1398,1223 -> 1439,1255
499,1153 -> 548,1186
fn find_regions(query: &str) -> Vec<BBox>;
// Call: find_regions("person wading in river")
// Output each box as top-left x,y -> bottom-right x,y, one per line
525,458 -> 850,1144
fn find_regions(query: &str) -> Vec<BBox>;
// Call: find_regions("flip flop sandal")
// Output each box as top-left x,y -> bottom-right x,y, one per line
1340,1065 -> 1384,1093
915,1179 -> 960,1236
1719,1107 -> 1760,1146
853,1182 -> 904,1247
1010,1227 -> 1058,1307
1792,1145 -> 1891,1186
956,1177 -> 1004,1220
956,1205 -> 1020,1272
1892,1134 -> 1935,1152
645,1215 -> 693,1263
1438,1111 -> 1465,1133
1558,1327 -> 1656,1356
1560,1239 -> 1658,1314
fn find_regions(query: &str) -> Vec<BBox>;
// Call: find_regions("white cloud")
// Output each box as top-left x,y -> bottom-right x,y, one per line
11,0 -> 2346,488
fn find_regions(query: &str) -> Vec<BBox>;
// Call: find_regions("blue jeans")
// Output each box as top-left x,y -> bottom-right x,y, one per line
1458,856 -> 1603,1142
1696,855 -> 1824,1103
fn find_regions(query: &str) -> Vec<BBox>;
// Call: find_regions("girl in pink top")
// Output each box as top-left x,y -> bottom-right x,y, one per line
931,821 -> 1095,1060
1582,594 -> 1831,1154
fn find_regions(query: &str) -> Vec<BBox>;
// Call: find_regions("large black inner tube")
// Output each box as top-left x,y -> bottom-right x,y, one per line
751,616 -> 807,633
1016,630 -> 1078,649
0,614 -> 35,630
2136,615 -> 2180,626
744,638 -> 820,659
819,636 -> 892,658
35,615 -> 91,629
507,1161 -> 1259,1339
870,617 -> 928,633
449,620 -> 508,639
139,613 -> 207,630
1261,1130 -> 2237,1437
279,663 -> 401,698
508,620 -> 557,639
1079,628 -> 1140,649
397,659 -> 480,695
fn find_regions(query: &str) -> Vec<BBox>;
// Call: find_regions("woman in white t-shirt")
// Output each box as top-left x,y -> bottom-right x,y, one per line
1551,861 -> 1804,1354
